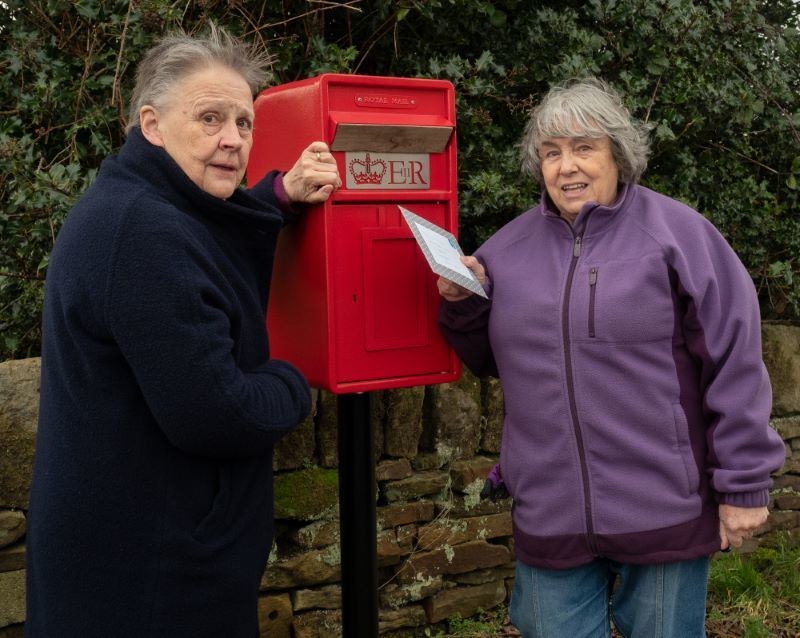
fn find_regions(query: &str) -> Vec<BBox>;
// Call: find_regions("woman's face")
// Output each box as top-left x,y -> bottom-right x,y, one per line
140,64 -> 255,199
539,135 -> 619,222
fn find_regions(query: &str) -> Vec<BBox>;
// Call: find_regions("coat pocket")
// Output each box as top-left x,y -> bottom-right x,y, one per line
672,404 -> 700,497
192,464 -> 232,543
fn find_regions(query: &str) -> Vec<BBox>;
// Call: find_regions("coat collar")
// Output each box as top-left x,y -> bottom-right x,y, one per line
116,127 -> 282,230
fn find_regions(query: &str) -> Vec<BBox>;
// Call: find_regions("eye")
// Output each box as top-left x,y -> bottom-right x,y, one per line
201,112 -> 220,126
542,149 -> 560,160
236,118 -> 253,131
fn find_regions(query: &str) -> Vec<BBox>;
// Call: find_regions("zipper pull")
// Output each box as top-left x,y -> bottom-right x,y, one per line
573,235 -> 582,258
589,267 -> 597,285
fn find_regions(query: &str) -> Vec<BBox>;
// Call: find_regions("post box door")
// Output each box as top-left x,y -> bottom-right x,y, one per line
331,203 -> 452,383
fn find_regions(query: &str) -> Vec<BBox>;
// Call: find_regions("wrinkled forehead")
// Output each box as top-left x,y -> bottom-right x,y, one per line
165,63 -> 254,109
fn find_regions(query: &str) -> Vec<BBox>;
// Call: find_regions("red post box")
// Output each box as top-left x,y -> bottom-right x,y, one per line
247,74 -> 460,393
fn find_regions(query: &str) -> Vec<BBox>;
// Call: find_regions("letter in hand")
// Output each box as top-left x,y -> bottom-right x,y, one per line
283,142 -> 342,204
437,255 -> 486,302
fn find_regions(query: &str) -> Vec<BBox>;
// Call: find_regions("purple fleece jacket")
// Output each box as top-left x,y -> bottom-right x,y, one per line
439,183 -> 785,569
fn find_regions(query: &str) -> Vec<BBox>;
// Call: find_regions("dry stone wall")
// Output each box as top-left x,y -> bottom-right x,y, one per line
2,321 -> 799,637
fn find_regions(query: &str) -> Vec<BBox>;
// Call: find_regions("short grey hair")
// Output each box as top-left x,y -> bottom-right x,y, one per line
521,77 -> 651,185
125,24 -> 272,134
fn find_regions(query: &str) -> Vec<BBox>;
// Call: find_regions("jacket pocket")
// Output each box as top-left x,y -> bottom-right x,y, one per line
672,404 -> 700,497
588,267 -> 598,338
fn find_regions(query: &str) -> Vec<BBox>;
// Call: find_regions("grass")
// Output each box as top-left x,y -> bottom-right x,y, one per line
423,532 -> 800,637
706,532 -> 800,637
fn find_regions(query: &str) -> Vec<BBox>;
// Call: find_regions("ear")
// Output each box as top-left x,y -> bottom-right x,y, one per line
139,106 -> 165,147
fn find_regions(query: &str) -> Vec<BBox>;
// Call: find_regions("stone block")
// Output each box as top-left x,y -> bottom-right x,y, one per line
293,610 -> 342,638
774,493 -> 800,510
762,323 -> 800,416
378,501 -> 435,529
410,452 -> 447,471
378,605 -> 427,633
772,415 -> 800,441
0,544 -> 25,574
290,519 -> 340,550
417,512 -> 512,551
451,564 -> 516,585
424,369 -> 482,462
757,510 -> 800,535
773,474 -> 800,491
396,524 -> 415,553
380,575 -> 443,609
377,529 -> 404,566
273,467 -> 339,521
291,584 -> 341,612
778,453 -> 800,475
0,569 -> 25,627
262,546 -> 341,590
274,413 -> 316,472
376,458 -> 413,482
437,494 -> 511,518
480,377 -> 504,453
449,456 -> 497,492
423,579 -> 506,624
383,386 -> 425,458
257,593 -> 292,638
0,512 -> 25,550
0,358 -> 40,510
399,540 -> 510,583
383,471 -> 449,503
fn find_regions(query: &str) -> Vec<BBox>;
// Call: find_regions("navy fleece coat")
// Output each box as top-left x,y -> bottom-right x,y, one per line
26,127 -> 311,637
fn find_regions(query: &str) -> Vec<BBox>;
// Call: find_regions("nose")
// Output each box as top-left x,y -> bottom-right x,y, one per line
219,119 -> 244,151
558,150 -> 577,174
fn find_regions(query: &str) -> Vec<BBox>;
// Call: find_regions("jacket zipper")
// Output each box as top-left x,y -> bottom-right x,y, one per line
589,267 -> 598,338
561,232 -> 598,555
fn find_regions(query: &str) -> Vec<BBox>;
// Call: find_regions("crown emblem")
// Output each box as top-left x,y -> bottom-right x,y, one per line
349,153 -> 387,185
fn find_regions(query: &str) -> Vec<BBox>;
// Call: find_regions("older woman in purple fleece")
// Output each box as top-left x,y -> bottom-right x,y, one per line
438,77 -> 785,638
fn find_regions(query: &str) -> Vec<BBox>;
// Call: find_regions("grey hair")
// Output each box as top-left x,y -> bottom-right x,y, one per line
521,77 -> 651,185
125,23 -> 272,134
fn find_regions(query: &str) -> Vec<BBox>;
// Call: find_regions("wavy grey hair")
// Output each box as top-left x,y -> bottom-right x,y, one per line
521,77 -> 651,185
125,24 -> 272,134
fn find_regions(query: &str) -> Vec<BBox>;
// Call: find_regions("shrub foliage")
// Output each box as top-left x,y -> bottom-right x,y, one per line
1,0 -> 798,360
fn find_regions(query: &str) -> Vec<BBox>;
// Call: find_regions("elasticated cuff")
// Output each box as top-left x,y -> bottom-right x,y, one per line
716,489 -> 770,508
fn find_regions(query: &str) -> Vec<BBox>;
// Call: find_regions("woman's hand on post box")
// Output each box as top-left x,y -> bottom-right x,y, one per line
283,142 -> 342,204
437,256 -> 486,302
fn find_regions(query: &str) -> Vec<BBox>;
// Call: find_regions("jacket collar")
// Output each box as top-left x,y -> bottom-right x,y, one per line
541,182 -> 634,235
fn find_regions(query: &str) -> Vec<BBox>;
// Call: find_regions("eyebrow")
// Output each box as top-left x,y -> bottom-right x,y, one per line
194,99 -> 254,118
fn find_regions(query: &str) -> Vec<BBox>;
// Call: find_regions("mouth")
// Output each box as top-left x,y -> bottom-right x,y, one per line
210,163 -> 238,175
562,183 -> 588,193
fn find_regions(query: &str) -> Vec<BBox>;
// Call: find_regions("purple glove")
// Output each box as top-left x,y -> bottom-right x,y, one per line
480,464 -> 509,501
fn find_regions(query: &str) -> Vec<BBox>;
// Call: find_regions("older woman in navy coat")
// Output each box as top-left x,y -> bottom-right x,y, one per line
26,25 -> 339,637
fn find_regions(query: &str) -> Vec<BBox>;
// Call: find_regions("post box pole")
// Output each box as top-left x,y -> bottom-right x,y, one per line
337,392 -> 379,636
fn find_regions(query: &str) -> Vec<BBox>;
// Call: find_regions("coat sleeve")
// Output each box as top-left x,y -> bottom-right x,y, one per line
669,216 -> 785,507
105,204 -> 310,459
245,170 -> 301,223
437,257 -> 499,378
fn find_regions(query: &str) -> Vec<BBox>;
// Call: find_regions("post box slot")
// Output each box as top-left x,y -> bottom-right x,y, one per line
331,123 -> 454,153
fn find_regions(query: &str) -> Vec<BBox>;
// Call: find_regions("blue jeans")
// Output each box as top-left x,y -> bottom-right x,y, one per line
510,557 -> 709,638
